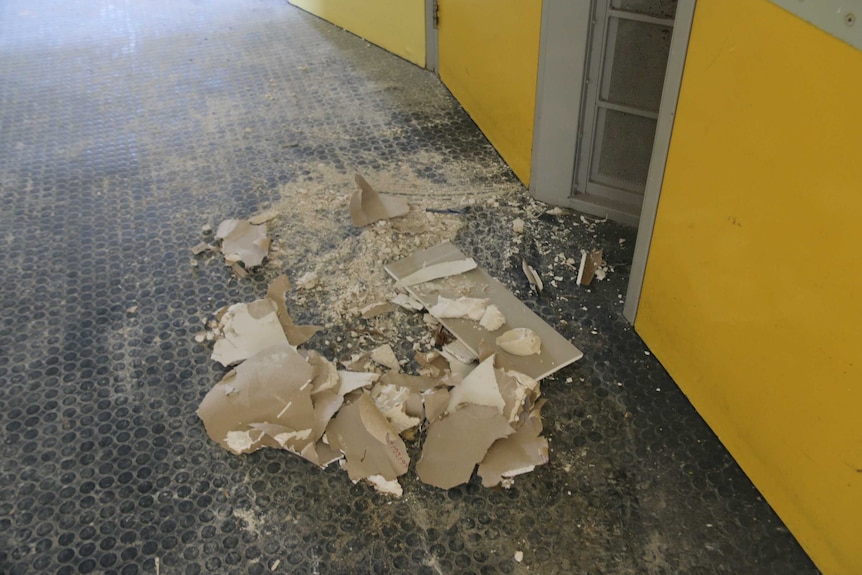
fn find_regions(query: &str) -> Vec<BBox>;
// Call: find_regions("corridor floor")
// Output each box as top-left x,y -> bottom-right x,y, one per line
0,1 -> 820,574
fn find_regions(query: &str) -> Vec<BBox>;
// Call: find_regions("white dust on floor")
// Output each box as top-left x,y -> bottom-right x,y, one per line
265,161 -> 519,327
232,507 -> 264,536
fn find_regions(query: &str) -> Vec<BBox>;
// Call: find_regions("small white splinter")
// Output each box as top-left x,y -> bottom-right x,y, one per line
429,296 -> 489,321
479,304 -> 506,331
521,259 -> 543,294
496,328 -> 542,356
514,551 -> 524,563
366,475 -> 403,497
512,218 -> 525,234
370,384 -> 421,433
295,272 -> 319,290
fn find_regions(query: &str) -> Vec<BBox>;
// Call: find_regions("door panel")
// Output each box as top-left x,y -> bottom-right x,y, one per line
437,0 -> 543,185
636,1 -> 862,573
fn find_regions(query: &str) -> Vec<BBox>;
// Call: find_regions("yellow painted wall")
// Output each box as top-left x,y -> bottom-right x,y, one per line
288,0 -> 425,67
636,1 -> 862,573
438,0 -> 542,185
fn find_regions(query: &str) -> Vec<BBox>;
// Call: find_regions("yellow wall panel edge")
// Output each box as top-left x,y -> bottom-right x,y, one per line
289,0 -> 425,67
636,1 -> 862,574
438,0 -> 543,185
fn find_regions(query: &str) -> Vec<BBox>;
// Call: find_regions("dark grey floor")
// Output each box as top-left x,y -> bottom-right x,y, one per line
0,2 -> 821,574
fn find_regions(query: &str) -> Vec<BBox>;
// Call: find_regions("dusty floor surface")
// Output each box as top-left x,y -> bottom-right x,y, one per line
0,1 -> 821,574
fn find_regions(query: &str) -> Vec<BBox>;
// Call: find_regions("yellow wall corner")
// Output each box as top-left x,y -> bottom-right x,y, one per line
289,0 -> 426,68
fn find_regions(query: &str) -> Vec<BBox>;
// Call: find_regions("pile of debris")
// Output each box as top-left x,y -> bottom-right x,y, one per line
194,175 -> 584,496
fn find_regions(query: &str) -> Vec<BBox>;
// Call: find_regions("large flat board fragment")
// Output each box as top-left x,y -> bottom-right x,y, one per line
326,393 -> 409,481
416,404 -> 514,489
385,242 -> 583,380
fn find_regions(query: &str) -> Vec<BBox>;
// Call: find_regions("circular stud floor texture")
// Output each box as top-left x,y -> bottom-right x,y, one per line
0,1 -> 820,574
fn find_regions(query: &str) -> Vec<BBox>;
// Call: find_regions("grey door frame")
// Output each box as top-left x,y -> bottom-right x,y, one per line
529,0 -> 594,216
574,4 -> 675,218
425,0 -> 439,72
622,0 -> 696,323
528,0 -> 697,322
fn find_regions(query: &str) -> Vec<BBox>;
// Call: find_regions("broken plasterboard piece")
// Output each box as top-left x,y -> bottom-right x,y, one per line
230,263 -> 249,278
496,328 -> 542,357
197,343 -> 317,456
370,344 -> 400,372
350,173 -> 410,227
440,348 -> 475,379
310,390 -> 343,441
478,401 -> 549,488
216,218 -> 271,268
305,351 -> 340,395
369,383 -> 422,434
360,301 -> 396,319
211,299 -> 289,367
576,249 -> 604,286
378,373 -> 436,429
497,369 -> 540,424
416,404 -> 514,489
385,242 -> 583,380
428,296 -> 489,321
307,440 -> 343,468
415,350 -> 450,378
442,339 -> 477,364
341,351 -> 374,372
521,258 -> 543,294
326,392 -> 409,481
265,275 -> 323,346
337,371 -> 380,396
397,257 -> 478,288
441,339 -> 477,378
447,354 -> 504,414
379,373 -> 440,394
391,293 -> 425,311
422,388 -> 450,424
